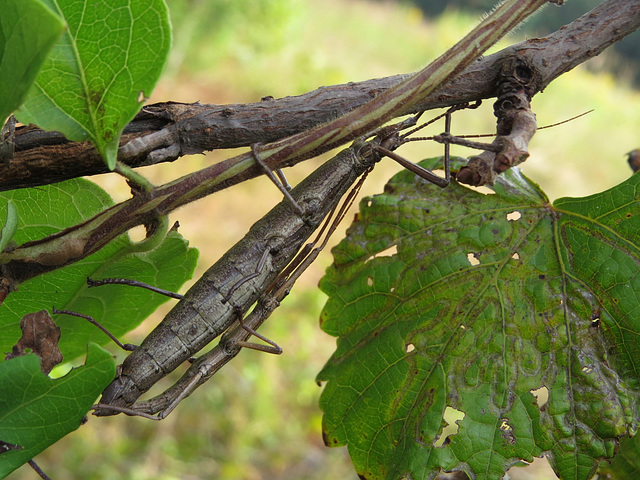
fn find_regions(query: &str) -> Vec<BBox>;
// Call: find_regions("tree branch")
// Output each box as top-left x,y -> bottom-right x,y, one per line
0,0 -> 551,286
4,0 -> 637,192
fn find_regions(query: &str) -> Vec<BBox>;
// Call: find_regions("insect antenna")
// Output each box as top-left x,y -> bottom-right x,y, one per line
87,277 -> 184,299
52,307 -> 137,352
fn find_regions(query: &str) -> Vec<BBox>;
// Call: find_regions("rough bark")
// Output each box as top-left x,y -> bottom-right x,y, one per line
3,0 -> 639,191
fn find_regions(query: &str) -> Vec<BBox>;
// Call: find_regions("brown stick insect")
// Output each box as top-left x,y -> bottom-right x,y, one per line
57,104 -> 483,418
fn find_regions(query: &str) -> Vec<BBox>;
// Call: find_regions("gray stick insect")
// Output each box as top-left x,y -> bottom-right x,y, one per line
101,157 -> 367,420
89,120 -> 406,416
89,107 -> 467,418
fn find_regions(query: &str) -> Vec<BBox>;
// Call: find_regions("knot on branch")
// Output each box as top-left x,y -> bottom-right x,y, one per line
457,56 -> 538,187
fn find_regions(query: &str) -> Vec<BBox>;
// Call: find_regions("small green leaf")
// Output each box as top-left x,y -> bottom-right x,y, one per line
0,179 -> 198,362
0,343 -> 115,478
318,158 -> 639,480
15,0 -> 172,169
0,0 -> 66,123
0,201 -> 17,252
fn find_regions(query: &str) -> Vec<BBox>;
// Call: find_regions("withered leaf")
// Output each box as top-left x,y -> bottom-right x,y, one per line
5,310 -> 63,374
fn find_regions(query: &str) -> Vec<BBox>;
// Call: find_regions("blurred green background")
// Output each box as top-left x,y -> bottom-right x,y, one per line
9,0 -> 640,479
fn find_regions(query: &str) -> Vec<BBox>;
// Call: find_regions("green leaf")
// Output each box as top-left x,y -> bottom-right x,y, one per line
0,343 -> 115,478
15,0 -> 172,169
317,158 -> 639,480
0,179 -> 198,362
0,0 -> 66,124
599,434 -> 640,479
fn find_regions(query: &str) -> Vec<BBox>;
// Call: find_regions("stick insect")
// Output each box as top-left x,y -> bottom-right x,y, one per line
101,158 -> 367,419
88,119 -> 407,415
83,105 -> 476,417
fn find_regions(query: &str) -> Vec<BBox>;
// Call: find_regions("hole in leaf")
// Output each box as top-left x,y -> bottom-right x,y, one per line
459,324 -> 466,330
406,343 -> 415,353
466,253 -> 480,266
366,199 -> 372,207
459,183 -> 495,195
499,418 -> 517,445
530,386 -> 549,409
367,277 -> 374,287
129,224 -> 147,242
582,366 -> 594,374
364,244 -> 398,263
137,90 -> 146,103
499,419 -> 512,431
506,211 -> 522,221
507,457 -> 557,478
511,252 -> 520,260
390,287 -> 395,293
377,245 -> 398,257
434,406 -> 465,448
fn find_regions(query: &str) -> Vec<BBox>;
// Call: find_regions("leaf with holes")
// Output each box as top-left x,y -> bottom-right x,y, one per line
15,0 -> 172,169
317,157 -> 640,480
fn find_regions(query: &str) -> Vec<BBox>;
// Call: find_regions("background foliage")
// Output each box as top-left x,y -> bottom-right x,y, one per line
5,0 -> 640,479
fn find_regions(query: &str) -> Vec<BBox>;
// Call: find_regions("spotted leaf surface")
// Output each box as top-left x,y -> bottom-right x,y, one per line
318,157 -> 639,480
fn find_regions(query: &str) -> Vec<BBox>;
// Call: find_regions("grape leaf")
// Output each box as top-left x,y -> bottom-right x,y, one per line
0,179 -> 198,362
318,158 -> 639,480
15,0 -> 172,169
0,344 -> 115,478
0,0 -> 65,124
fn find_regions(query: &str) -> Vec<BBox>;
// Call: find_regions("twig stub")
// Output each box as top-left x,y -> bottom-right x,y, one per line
457,56 -> 539,187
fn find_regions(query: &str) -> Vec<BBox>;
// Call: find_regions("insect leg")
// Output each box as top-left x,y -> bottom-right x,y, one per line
374,145 -> 449,187
274,168 -> 293,192
52,307 -> 137,351
251,143 -> 303,215
234,308 -> 283,355
443,110 -> 452,184
87,277 -> 184,299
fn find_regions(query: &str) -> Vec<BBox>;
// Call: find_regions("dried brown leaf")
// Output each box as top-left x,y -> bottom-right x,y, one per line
5,310 -> 63,374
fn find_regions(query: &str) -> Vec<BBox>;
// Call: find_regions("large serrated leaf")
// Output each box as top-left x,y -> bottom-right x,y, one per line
15,0 -> 172,169
0,179 -> 198,362
0,0 -> 66,123
317,157 -> 640,480
0,343 -> 115,478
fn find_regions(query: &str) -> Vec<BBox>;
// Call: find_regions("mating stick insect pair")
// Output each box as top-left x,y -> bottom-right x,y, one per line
54,102 -> 511,419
